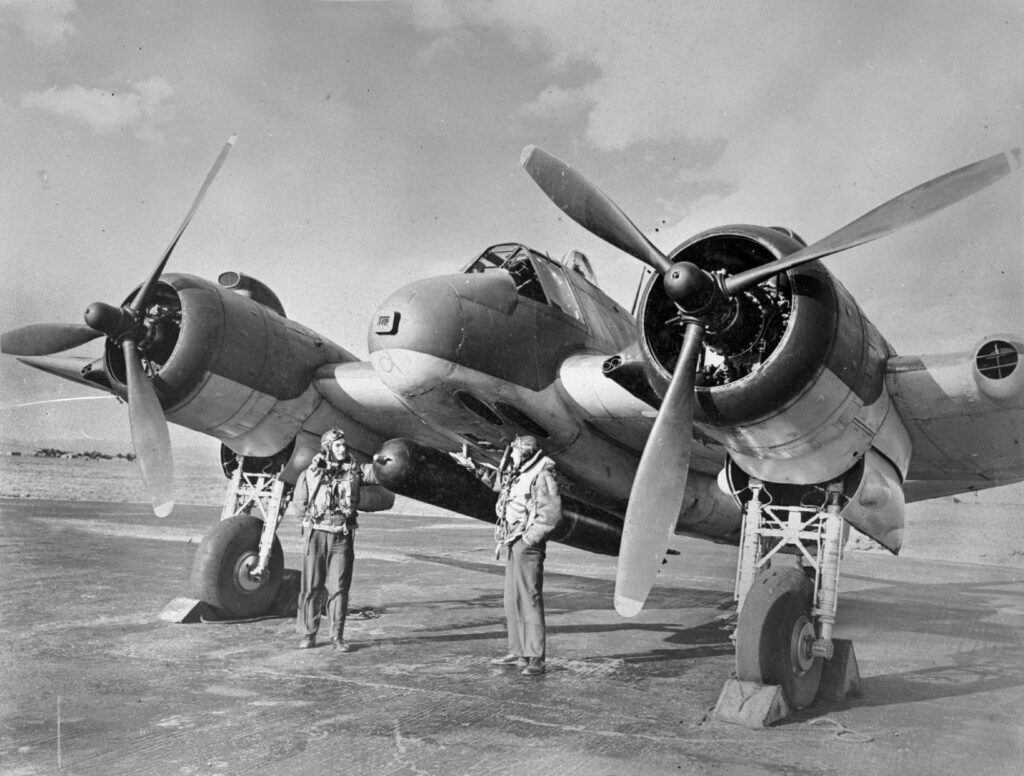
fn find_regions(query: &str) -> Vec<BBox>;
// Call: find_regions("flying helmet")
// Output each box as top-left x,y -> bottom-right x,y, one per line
320,428 -> 346,451
511,434 -> 539,456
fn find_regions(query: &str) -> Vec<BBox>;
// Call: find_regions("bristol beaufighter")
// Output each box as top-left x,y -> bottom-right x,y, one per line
4,138 -> 1021,710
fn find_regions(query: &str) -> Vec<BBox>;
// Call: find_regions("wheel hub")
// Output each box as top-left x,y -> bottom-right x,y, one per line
790,615 -> 817,675
234,550 -> 263,592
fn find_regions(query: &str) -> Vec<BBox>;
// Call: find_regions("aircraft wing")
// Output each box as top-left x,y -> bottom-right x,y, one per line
310,359 -> 455,452
888,346 -> 1024,501
13,355 -> 114,393
557,353 -> 727,480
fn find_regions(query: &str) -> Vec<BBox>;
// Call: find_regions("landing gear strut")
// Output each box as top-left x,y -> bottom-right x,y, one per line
732,480 -> 847,710
189,458 -> 289,619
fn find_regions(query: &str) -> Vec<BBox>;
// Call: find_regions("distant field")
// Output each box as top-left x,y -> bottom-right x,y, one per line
0,451 -> 228,506
2,450 -> 1021,567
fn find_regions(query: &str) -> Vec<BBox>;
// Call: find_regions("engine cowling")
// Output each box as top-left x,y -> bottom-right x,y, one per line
605,225 -> 913,551
624,225 -> 912,488
100,272 -> 359,458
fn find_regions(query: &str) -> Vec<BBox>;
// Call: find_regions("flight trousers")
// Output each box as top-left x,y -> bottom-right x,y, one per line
297,527 -> 355,641
502,538 -> 547,659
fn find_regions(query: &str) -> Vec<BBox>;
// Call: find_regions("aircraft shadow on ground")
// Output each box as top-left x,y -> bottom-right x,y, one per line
377,553 -> 1024,687
348,598 -> 736,671
402,551 -> 735,609
786,651 -> 1024,724
851,655 -> 1024,710
342,552 -> 737,668
790,572 -> 1024,716
841,572 -> 1023,645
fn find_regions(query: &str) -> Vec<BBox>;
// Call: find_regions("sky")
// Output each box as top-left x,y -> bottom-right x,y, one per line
1,0 -> 1022,452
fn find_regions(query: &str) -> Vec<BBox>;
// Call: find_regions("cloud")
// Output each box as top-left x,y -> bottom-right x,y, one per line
21,76 -> 175,141
404,0 -> 1024,352
408,1 -> 1024,271
405,0 -> 463,32
409,1 -> 1023,168
0,0 -> 78,46
520,85 -> 591,120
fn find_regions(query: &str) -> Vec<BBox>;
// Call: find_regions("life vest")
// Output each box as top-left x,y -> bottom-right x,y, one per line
304,459 -> 362,528
494,453 -> 555,544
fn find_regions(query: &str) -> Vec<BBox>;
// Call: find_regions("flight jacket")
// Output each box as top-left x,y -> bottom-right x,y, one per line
478,451 -> 563,547
286,453 -> 378,533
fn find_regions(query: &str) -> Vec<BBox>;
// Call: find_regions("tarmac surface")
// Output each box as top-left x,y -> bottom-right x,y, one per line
1,497 -> 1022,776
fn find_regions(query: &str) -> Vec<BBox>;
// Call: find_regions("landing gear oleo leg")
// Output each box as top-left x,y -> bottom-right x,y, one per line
712,480 -> 860,726
161,457 -> 295,622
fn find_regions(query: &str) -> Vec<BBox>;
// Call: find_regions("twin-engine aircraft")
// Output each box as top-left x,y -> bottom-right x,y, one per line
4,138 -> 1022,710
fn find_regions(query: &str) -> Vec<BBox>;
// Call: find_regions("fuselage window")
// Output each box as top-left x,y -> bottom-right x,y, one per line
494,402 -> 550,438
462,243 -> 549,305
454,390 -> 504,426
533,261 -> 585,323
505,256 -> 547,304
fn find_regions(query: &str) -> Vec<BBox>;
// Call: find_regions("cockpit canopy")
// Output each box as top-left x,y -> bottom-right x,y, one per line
462,243 -> 597,324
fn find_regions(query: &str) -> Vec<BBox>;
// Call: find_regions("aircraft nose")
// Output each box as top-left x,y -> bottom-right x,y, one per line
369,276 -> 464,362
368,273 -> 518,395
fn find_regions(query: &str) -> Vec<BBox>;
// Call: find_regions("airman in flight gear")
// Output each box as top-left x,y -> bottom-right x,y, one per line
286,428 -> 378,652
451,435 -> 563,676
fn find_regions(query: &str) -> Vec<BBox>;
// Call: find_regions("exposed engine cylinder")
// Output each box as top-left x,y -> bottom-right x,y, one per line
99,273 -> 358,457
631,225 -> 908,487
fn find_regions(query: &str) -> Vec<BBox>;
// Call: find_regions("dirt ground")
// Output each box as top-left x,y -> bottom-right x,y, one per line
1,497 -> 1022,776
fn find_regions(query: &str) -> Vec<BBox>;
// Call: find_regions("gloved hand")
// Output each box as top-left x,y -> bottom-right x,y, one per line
448,443 -> 476,472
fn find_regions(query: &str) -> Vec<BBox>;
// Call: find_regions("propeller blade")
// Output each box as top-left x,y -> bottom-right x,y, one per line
122,340 -> 174,516
131,135 -> 237,315
521,145 -> 674,275
615,320 -> 705,617
1,323 -> 102,356
726,148 -> 1020,295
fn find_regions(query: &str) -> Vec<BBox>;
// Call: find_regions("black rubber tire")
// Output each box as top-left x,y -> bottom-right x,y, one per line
735,565 -> 823,710
190,515 -> 283,619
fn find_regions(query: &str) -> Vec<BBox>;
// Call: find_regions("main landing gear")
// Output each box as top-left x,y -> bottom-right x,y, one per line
729,480 -> 853,712
189,458 -> 288,619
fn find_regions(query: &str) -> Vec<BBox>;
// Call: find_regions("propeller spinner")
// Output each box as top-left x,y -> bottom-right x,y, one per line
2,136 -> 237,516
521,143 -> 1018,617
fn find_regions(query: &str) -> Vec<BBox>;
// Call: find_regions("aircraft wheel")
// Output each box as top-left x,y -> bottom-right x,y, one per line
190,515 -> 283,619
735,565 -> 823,709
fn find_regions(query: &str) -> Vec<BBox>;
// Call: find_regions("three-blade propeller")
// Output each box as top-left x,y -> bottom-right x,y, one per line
2,136 -> 236,516
521,143 -> 1018,617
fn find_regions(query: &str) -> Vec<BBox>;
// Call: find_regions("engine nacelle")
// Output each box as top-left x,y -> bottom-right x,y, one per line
373,438 -> 623,555
623,225 -> 911,487
727,447 -> 905,552
216,271 -> 287,316
101,272 -> 359,457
